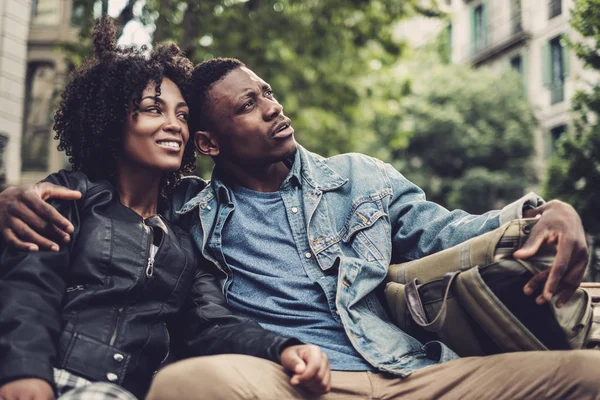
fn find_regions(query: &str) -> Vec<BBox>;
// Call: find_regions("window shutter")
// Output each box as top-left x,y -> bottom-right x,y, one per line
470,7 -> 476,55
483,0 -> 490,47
560,34 -> 570,78
542,42 -> 551,87
521,50 -> 528,93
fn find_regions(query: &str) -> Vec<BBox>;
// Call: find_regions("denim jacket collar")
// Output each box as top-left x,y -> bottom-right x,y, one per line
296,145 -> 348,192
176,145 -> 348,215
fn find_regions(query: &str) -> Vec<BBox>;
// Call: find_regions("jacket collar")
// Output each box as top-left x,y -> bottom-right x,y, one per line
296,145 -> 348,192
176,144 -> 347,214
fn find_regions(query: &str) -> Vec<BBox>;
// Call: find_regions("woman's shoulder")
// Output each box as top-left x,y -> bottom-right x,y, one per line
41,170 -> 116,201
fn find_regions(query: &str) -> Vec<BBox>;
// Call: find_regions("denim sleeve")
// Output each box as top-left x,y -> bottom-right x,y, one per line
379,162 -> 542,262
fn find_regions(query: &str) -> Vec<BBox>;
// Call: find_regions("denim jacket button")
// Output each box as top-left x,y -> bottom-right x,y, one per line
305,252 -> 312,259
291,207 -> 298,214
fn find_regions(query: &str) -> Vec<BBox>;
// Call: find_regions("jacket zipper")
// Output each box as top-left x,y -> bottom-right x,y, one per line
109,306 -> 124,346
144,224 -> 154,278
146,254 -> 155,277
66,284 -> 85,293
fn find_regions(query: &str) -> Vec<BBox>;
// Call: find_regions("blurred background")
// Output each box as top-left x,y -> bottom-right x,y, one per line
0,0 -> 598,273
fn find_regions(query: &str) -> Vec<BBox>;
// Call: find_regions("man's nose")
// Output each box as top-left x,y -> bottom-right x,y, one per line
264,99 -> 283,121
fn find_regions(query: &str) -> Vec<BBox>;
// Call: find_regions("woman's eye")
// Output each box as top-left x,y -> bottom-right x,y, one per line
178,112 -> 189,121
144,107 -> 161,114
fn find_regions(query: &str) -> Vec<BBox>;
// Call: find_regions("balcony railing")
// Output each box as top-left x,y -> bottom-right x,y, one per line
470,9 -> 531,66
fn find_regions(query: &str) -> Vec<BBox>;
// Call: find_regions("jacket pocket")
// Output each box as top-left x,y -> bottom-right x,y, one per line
57,330 -> 130,385
340,199 -> 388,262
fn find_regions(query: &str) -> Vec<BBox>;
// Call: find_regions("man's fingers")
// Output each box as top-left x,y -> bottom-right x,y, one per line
542,236 -> 574,302
513,225 -> 546,259
323,364 -> 332,392
524,269 -> 549,296
8,201 -> 56,234
2,228 -> 39,251
36,182 -> 82,202
315,352 -> 330,387
10,217 -> 59,252
23,190 -> 75,235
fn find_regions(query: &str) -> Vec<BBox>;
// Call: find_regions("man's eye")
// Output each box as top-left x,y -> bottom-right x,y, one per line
243,101 -> 254,110
265,89 -> 274,97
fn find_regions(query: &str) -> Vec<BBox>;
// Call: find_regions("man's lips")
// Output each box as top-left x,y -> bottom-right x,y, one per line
270,118 -> 293,138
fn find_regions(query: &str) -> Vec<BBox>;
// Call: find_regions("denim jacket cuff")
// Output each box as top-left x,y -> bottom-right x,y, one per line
499,192 -> 545,225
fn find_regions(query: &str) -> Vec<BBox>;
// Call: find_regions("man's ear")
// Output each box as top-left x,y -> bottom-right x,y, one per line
194,130 -> 220,157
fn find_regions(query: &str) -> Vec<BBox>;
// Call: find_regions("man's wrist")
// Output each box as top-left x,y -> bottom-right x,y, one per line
499,192 -> 545,225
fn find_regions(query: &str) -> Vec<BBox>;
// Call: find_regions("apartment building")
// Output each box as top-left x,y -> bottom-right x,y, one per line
0,0 -> 30,185
399,0 -> 595,177
20,0 -> 81,184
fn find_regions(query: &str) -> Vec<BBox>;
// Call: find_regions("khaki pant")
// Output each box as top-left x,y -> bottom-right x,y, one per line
146,350 -> 600,400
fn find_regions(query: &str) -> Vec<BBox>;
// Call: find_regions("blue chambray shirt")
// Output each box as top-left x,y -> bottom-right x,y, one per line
174,145 -> 543,376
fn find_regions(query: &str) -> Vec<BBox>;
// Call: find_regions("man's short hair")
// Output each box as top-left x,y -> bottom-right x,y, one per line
189,57 -> 245,132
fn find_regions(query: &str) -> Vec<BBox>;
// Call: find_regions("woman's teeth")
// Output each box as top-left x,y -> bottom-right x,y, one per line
157,141 -> 180,148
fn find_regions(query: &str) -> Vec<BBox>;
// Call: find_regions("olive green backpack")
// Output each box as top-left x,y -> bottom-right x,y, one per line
385,218 -> 600,356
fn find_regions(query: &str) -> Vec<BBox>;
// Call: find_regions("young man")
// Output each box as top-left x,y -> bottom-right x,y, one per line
1,58 -> 597,399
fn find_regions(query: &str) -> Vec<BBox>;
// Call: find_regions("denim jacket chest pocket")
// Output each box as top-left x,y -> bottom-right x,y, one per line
337,195 -> 390,263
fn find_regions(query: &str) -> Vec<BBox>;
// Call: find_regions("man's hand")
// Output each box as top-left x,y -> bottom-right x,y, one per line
280,344 -> 331,395
514,200 -> 589,308
0,183 -> 81,252
0,378 -> 55,400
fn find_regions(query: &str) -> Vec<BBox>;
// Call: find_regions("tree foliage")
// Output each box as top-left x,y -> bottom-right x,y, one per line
63,0 -> 442,177
59,1 -> 538,216
357,52 -> 537,213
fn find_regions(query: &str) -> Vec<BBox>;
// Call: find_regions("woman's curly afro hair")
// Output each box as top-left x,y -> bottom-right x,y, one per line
53,16 -> 195,196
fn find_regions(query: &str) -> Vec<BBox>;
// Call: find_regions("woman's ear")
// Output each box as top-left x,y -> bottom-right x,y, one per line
194,130 -> 219,157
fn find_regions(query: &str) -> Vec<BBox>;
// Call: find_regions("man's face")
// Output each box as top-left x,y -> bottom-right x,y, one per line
202,67 -> 297,167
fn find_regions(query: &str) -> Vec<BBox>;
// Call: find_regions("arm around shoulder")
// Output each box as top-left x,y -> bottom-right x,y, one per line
0,170 -> 84,252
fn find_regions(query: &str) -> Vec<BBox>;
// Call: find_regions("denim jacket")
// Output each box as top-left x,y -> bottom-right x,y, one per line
173,145 -> 543,376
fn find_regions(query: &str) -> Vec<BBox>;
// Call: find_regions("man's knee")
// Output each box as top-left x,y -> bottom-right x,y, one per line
147,356 -> 233,400
550,350 -> 600,399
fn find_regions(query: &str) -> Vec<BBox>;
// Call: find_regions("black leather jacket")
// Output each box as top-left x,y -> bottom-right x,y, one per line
0,171 -> 296,398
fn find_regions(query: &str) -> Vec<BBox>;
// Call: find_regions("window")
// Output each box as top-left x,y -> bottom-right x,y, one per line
470,3 -> 488,54
71,0 -> 103,27
0,134 -> 7,185
543,36 -> 569,104
511,0 -> 522,33
32,0 -> 61,26
21,63 -> 56,171
550,124 -> 567,152
510,54 -> 522,75
549,0 -> 562,19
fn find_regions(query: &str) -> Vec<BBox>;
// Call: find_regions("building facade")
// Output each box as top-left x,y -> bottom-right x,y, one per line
20,0 -> 80,185
399,0 -> 595,178
0,0 -> 31,185
451,0 -> 595,175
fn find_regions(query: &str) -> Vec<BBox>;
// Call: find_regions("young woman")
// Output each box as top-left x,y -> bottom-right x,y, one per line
0,17 -> 326,400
